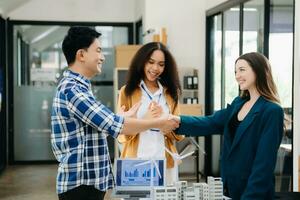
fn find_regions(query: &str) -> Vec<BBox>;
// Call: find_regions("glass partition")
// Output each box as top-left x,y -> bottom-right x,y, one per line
213,15 -> 222,111
211,14 -> 223,175
224,7 -> 240,106
206,0 -> 294,192
269,0 -> 294,192
243,0 -> 265,54
12,24 -> 130,161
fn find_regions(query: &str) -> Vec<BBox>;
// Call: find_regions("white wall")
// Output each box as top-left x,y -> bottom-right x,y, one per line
293,0 -> 300,192
7,0 -> 136,22
0,0 -> 30,17
142,0 -> 227,105
134,0 -> 144,22
143,0 -> 206,104
206,0 -> 227,10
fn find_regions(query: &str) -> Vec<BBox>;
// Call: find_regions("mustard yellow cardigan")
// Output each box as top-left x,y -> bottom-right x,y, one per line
117,85 -> 184,168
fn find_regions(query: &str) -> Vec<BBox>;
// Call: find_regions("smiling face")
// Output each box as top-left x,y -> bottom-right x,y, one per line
82,39 -> 105,77
235,59 -> 257,91
143,50 -> 165,85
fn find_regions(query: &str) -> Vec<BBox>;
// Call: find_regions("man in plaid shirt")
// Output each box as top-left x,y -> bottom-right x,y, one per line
51,26 -> 179,200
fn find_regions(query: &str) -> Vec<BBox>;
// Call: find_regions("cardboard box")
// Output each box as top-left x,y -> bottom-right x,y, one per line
179,104 -> 203,116
115,45 -> 142,68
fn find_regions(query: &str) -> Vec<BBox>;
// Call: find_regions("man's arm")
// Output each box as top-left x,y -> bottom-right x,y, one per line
120,116 -> 179,136
118,101 -> 180,136
66,86 -> 179,138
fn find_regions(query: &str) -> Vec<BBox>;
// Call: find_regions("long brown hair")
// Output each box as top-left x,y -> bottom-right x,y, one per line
235,52 -> 280,104
125,42 -> 181,106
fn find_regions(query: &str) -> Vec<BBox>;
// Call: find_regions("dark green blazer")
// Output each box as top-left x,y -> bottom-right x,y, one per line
176,96 -> 284,200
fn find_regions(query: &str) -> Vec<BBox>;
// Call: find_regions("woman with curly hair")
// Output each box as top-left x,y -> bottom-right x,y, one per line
117,42 -> 184,185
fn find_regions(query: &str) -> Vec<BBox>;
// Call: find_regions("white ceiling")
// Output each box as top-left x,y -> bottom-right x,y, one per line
14,25 -> 69,51
0,0 -> 293,18
0,0 -> 29,16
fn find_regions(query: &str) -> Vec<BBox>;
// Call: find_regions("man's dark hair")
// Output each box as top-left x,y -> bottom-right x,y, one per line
62,26 -> 101,65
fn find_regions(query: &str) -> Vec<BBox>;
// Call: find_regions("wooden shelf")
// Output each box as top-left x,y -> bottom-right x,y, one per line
179,104 -> 203,116
115,45 -> 142,68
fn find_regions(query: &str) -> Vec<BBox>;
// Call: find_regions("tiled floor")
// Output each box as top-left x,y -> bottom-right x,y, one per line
0,164 -> 200,200
0,164 -> 118,200
0,165 -> 57,200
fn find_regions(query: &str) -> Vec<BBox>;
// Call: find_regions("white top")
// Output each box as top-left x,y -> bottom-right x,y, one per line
137,80 -> 169,158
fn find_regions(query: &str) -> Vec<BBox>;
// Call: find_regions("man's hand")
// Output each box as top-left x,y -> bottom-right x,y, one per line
158,114 -> 180,133
143,101 -> 163,119
168,114 -> 180,123
118,102 -> 141,118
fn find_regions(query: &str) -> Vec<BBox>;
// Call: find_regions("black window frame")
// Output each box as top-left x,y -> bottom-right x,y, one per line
0,16 -> 7,173
205,0 -> 295,189
6,20 -> 134,164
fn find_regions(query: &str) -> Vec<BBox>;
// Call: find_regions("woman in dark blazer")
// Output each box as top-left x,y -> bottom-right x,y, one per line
175,52 -> 284,200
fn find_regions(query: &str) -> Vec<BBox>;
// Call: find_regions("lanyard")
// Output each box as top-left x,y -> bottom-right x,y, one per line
140,84 -> 162,132
140,84 -> 162,103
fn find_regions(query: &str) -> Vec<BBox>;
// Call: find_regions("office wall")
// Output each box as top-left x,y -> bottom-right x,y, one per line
7,0 -> 136,22
141,0 -> 227,105
206,0 -> 227,9
143,0 -> 206,104
134,0 -> 144,22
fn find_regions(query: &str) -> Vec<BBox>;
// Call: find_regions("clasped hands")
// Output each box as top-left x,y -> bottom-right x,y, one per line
119,101 -> 180,133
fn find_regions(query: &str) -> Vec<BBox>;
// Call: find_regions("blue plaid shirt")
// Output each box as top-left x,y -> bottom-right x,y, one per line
51,70 -> 124,194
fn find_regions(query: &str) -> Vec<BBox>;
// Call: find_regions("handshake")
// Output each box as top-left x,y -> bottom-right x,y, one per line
119,101 -> 180,133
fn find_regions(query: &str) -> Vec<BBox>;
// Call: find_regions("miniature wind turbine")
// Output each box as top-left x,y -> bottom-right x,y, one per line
187,137 -> 206,155
165,147 -> 195,161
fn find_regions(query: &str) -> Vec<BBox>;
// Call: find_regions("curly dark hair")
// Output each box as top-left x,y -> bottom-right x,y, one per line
125,42 -> 181,105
